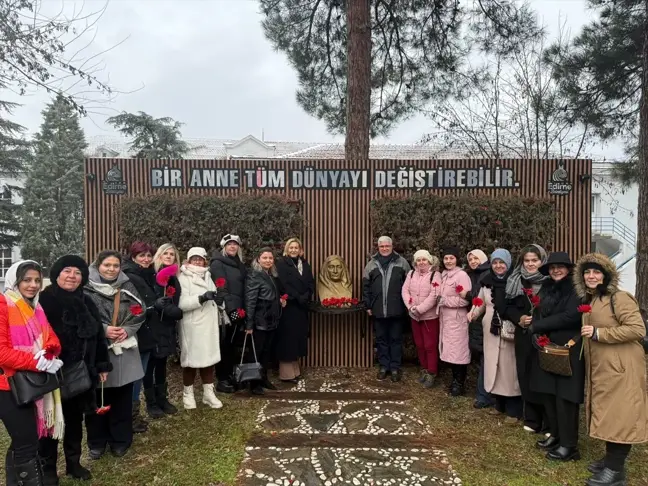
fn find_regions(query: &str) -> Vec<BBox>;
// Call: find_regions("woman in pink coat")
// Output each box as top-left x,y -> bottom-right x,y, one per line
402,250 -> 443,388
438,247 -> 472,396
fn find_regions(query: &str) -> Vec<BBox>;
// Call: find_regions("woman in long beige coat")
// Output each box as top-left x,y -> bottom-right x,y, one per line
574,252 -> 647,486
468,249 -> 521,422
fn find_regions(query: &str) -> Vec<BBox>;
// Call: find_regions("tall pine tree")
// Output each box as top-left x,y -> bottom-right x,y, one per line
0,99 -> 30,249
20,95 -> 87,275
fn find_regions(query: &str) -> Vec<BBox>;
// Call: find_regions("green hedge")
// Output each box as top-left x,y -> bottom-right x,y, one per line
370,194 -> 558,261
117,194 -> 304,261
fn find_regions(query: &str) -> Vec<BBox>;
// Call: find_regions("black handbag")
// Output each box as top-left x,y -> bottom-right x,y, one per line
59,341 -> 92,401
233,333 -> 263,384
9,370 -> 61,407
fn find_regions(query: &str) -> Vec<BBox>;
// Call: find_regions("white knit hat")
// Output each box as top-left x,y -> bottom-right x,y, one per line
413,250 -> 438,267
187,247 -> 207,260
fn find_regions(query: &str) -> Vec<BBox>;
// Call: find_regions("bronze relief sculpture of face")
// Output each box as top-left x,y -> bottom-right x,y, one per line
318,255 -> 353,302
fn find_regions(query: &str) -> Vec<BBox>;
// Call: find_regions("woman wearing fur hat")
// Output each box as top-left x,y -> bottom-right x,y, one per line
0,261 -> 62,486
401,250 -> 442,388
529,252 -> 584,462
177,247 -> 224,410
504,244 -> 549,434
84,250 -> 145,460
464,249 -> 493,409
438,247 -> 472,396
468,249 -> 522,422
38,255 -> 112,482
139,244 -> 182,418
575,253 -> 647,486
209,234 -> 247,393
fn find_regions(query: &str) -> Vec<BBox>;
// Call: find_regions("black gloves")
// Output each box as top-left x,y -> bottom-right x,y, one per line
154,296 -> 172,311
214,293 -> 225,306
199,291 -> 217,304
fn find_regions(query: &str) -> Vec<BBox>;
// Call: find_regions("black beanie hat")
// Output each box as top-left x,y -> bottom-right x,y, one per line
50,255 -> 89,287
442,246 -> 461,260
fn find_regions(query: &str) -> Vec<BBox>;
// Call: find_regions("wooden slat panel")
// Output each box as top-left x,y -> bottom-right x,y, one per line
84,158 -> 592,368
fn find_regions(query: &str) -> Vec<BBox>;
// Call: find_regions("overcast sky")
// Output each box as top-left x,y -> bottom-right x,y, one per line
7,0 -> 622,157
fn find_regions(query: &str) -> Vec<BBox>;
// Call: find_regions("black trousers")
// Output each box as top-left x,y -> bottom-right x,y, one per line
374,317 -> 403,371
216,324 -> 237,382
543,394 -> 579,448
0,390 -> 39,465
247,329 -> 275,386
605,442 -> 632,471
85,383 -> 133,451
39,395 -> 86,467
494,395 -> 523,419
523,400 -> 547,432
143,356 -> 168,389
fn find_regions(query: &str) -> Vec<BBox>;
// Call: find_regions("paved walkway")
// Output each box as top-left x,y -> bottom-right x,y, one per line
235,370 -> 461,486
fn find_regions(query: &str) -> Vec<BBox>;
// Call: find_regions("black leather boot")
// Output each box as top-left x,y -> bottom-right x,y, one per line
144,388 -> 165,419
216,380 -> 235,393
132,401 -> 148,433
38,440 -> 59,486
536,436 -> 559,450
6,449 -> 17,486
546,446 -> 581,461
155,383 -> 178,414
586,467 -> 626,486
588,458 -> 606,474
65,461 -> 91,481
11,455 -> 44,486
250,381 -> 265,395
261,372 -> 277,391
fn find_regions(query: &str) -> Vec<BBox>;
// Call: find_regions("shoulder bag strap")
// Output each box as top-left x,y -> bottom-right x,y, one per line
110,291 -> 121,327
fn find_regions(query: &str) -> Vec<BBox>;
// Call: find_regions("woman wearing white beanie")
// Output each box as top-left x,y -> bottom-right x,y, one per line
177,247 -> 224,410
402,250 -> 443,388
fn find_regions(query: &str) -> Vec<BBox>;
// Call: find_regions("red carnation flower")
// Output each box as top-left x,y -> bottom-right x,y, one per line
322,298 -> 330,306
530,295 -> 541,308
96,405 -> 111,415
215,278 -> 226,288
536,335 -> 551,347
455,285 -> 464,293
165,286 -> 176,297
281,294 -> 288,301
130,304 -> 143,316
472,297 -> 484,307
577,304 -> 592,313
522,288 -> 533,296
236,308 -> 246,318
43,344 -> 59,361
432,282 -> 439,288
351,298 -> 359,305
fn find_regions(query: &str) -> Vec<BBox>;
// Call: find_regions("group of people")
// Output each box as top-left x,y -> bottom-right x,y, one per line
366,236 -> 647,486
0,235 -> 315,485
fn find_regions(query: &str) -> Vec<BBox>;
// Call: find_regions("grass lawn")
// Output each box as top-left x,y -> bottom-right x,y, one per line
408,366 -> 648,486
0,364 -> 646,485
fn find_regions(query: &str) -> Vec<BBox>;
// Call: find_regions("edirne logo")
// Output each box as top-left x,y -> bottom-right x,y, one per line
102,164 -> 128,195
547,160 -> 572,195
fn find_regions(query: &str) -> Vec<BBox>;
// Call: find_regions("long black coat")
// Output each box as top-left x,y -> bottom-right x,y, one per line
245,269 -> 283,331
504,278 -> 545,405
209,253 -> 247,314
529,276 -> 585,404
275,257 -> 314,362
39,286 -> 113,412
466,263 -> 490,354
122,260 -> 182,358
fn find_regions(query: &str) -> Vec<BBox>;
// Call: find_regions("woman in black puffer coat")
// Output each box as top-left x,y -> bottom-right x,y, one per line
210,234 -> 247,393
38,255 -> 112,482
528,252 -> 584,462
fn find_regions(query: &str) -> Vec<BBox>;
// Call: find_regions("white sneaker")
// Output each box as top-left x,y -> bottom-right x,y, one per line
183,385 -> 196,410
202,384 -> 223,409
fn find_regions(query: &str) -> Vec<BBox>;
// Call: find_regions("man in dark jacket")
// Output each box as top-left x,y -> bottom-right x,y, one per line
362,236 -> 411,382
210,234 -> 247,393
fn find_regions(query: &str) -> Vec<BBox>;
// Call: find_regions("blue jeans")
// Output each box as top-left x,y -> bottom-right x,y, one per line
374,317 -> 403,371
476,353 -> 494,405
132,352 -> 151,401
